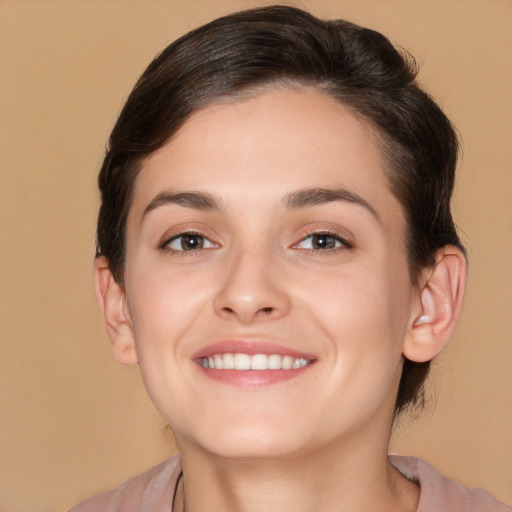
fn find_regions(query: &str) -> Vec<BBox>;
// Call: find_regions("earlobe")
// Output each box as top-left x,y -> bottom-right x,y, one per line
93,256 -> 138,365
403,246 -> 467,363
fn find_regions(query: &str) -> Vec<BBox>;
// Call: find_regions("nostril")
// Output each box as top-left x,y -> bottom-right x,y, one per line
260,307 -> 274,314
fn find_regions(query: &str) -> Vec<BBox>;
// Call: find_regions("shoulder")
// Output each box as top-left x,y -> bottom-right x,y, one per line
69,454 -> 182,512
390,455 -> 510,512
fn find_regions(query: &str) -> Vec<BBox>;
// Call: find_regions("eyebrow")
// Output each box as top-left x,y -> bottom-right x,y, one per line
142,186 -> 379,221
143,191 -> 222,216
284,187 -> 379,220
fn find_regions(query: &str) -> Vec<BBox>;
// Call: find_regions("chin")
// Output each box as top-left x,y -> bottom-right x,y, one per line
205,438 -> 303,461
176,418 -> 312,461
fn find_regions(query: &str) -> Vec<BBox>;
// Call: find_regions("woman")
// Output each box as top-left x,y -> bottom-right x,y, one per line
71,6 -> 509,511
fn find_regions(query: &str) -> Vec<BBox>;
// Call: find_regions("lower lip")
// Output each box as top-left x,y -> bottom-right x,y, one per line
196,364 -> 314,387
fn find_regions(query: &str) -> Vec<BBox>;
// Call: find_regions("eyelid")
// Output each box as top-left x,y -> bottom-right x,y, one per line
167,233 -> 216,251
159,226 -> 220,252
292,229 -> 354,251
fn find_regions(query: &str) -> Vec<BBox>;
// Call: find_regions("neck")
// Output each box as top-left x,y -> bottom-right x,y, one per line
174,437 -> 419,512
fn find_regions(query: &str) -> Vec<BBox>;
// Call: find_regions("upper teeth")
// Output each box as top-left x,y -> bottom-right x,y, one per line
200,353 -> 311,370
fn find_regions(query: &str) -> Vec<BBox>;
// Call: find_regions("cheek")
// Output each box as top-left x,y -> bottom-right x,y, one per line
306,262 -> 409,339
304,264 -> 411,387
122,267 -> 208,424
124,263 -> 211,357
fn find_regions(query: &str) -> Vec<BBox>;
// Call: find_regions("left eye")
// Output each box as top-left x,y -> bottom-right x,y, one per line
166,233 -> 215,251
296,233 -> 345,250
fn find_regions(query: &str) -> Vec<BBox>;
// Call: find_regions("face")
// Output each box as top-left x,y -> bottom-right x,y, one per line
121,88 -> 419,460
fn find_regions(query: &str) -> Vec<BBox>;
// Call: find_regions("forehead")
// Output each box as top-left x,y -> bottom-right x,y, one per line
129,88 -> 404,230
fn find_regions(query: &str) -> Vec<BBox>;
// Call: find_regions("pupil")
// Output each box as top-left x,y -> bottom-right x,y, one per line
313,234 -> 334,249
182,234 -> 203,250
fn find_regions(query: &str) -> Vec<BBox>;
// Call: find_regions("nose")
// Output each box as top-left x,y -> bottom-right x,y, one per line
213,249 -> 291,324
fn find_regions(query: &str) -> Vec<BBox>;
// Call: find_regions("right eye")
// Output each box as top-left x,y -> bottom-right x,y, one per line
165,233 -> 216,252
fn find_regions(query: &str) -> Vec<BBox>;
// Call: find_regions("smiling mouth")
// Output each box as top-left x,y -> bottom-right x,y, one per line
199,353 -> 312,371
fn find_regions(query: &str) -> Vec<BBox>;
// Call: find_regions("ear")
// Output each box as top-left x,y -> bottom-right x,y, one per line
403,246 -> 467,363
93,256 -> 138,365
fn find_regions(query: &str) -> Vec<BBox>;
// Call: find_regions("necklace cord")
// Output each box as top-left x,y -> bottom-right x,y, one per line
171,470 -> 184,512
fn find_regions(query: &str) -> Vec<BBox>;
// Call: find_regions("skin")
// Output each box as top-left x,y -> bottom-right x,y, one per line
95,87 -> 466,512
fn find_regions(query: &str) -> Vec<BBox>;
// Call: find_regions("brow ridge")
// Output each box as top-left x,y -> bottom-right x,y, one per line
143,190 -> 221,216
142,187 -> 378,220
284,187 -> 378,219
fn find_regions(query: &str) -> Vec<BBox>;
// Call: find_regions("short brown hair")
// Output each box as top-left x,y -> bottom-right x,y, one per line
96,5 -> 465,414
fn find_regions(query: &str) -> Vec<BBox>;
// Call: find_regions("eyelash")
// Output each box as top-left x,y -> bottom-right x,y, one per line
161,231 -> 217,253
160,229 -> 352,254
294,230 -> 353,252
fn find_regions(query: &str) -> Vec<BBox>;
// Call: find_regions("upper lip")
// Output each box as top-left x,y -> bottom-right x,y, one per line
191,339 -> 316,361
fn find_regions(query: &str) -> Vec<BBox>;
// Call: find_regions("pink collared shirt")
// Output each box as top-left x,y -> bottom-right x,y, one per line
70,453 -> 510,511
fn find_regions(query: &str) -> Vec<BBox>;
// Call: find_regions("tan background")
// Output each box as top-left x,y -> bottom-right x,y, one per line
1,0 -> 511,510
